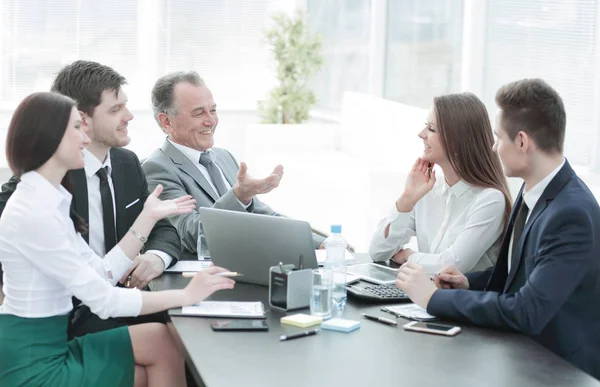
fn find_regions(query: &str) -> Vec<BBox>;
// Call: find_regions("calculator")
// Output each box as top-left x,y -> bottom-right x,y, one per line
346,280 -> 410,302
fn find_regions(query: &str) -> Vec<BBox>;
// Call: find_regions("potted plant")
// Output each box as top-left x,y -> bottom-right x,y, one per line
258,10 -> 324,124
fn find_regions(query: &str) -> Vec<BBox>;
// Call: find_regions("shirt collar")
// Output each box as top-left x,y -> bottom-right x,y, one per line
83,148 -> 112,178
522,158 -> 566,211
441,178 -> 472,198
20,171 -> 72,208
167,138 -> 213,164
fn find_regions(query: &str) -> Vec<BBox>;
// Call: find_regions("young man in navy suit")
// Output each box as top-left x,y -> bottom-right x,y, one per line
395,79 -> 600,380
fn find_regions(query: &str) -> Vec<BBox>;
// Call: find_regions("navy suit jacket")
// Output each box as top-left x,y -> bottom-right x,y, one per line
428,161 -> 600,379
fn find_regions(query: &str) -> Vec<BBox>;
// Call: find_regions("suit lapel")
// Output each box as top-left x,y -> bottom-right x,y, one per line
486,185 -> 524,291
161,140 -> 219,202
502,160 -> 576,293
503,196 -> 547,292
110,150 -> 128,239
69,168 -> 90,243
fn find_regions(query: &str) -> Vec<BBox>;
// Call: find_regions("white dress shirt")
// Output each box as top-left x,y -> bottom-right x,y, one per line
0,172 -> 142,319
507,158 -> 565,272
370,174 -> 506,274
84,149 -> 172,267
168,139 -> 250,209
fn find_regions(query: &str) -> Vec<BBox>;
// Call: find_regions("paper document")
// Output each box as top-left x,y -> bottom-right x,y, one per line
382,303 -> 437,321
182,301 -> 265,318
315,250 -> 358,265
165,260 -> 212,273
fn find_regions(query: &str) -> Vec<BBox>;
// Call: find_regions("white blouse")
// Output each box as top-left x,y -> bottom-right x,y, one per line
369,176 -> 506,274
0,171 -> 142,319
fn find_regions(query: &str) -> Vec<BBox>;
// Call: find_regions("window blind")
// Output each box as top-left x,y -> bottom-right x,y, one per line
483,0 -> 598,165
157,0 -> 275,109
0,0 -> 275,110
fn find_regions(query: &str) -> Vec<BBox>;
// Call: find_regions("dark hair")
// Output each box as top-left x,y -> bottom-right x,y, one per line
434,92 -> 512,226
51,60 -> 127,117
6,92 -> 87,233
495,78 -> 565,154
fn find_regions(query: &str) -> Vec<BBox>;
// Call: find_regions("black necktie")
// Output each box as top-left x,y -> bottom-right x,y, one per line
508,199 -> 529,293
198,152 -> 228,197
96,166 -> 117,253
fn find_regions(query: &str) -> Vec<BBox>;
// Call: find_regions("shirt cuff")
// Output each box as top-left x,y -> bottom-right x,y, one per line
235,196 -> 252,210
113,287 -> 143,317
146,250 -> 172,269
104,245 -> 135,286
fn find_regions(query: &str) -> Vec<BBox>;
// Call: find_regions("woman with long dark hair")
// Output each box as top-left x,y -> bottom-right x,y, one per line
0,92 -> 235,386
370,92 -> 512,274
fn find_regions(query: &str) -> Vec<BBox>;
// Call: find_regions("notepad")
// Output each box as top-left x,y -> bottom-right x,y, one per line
280,313 -> 323,328
165,260 -> 213,273
321,318 -> 360,333
181,301 -> 265,318
382,303 -> 437,321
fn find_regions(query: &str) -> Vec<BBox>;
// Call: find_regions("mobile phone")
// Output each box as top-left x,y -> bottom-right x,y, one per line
210,319 -> 269,332
403,321 -> 461,336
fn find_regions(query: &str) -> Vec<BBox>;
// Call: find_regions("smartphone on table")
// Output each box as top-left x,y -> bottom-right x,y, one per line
210,319 -> 269,332
403,321 -> 461,336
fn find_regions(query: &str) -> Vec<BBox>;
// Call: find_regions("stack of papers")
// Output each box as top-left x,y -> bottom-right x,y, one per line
181,301 -> 265,318
382,303 -> 437,321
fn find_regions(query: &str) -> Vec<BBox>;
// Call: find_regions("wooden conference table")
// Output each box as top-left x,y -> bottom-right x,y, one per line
151,255 -> 600,387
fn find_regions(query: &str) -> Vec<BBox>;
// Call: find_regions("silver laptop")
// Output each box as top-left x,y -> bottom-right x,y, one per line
199,208 -> 319,286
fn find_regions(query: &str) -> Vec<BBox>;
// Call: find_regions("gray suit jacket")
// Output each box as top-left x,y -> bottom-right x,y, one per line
142,139 -> 324,257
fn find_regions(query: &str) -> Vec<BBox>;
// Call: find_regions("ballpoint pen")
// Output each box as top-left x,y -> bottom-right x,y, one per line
280,329 -> 320,341
362,313 -> 397,326
278,261 -> 287,275
182,272 -> 244,278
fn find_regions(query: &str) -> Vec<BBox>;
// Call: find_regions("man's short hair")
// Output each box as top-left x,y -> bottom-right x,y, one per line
151,71 -> 205,126
51,60 -> 127,117
495,78 -> 566,153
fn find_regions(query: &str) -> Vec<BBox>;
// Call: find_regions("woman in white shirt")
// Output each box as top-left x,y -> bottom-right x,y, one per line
369,92 -> 512,274
0,92 -> 235,387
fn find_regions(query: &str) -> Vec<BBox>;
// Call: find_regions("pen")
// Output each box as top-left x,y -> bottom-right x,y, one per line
280,329 -> 320,341
362,313 -> 397,326
125,275 -> 132,288
182,272 -> 243,278
278,261 -> 286,275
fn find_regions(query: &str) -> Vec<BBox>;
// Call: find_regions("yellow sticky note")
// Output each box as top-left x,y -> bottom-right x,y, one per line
281,313 -> 323,328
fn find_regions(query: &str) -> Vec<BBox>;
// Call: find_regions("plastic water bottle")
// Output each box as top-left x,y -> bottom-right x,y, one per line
324,225 -> 348,315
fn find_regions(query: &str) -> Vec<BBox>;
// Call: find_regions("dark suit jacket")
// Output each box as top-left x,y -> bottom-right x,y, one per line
0,147 -> 181,278
427,161 -> 600,379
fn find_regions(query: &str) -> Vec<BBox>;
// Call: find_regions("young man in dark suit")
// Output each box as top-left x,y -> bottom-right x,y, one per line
0,61 -> 181,338
395,79 -> 600,380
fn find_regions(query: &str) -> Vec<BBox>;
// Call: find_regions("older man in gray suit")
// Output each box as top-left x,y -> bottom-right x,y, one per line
142,71 -> 325,256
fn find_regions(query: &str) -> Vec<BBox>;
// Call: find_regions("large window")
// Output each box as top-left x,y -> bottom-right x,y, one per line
0,0 -> 138,107
384,0 -> 464,108
483,0 -> 598,165
307,0 -> 371,110
0,0 -> 276,110
157,0 -> 276,109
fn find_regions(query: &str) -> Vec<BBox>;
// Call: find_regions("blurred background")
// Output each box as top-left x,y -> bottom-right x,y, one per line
1,0 -> 599,251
